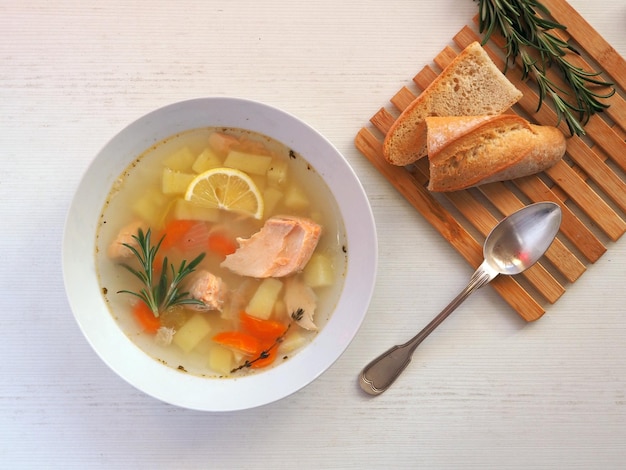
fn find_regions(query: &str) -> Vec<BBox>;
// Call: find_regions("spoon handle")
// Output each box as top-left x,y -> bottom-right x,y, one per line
359,262 -> 496,396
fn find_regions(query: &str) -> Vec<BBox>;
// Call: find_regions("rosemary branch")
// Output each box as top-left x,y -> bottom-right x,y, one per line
476,0 -> 615,135
117,228 -> 206,317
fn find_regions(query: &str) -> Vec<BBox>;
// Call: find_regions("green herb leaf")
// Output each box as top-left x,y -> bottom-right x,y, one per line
117,228 -> 206,317
476,0 -> 615,136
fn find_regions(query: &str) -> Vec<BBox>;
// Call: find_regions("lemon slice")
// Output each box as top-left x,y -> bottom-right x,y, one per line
184,167 -> 264,219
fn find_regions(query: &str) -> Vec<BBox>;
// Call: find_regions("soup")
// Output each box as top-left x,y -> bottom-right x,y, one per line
96,127 -> 347,378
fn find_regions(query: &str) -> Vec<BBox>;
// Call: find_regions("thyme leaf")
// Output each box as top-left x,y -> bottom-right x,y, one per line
476,0 -> 615,136
117,228 -> 206,317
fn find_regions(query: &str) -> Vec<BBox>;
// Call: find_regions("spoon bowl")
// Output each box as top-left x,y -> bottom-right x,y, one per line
359,202 -> 562,396
484,201 -> 562,275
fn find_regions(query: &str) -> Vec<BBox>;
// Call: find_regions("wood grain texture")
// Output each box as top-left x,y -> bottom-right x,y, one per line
355,3 -> 626,321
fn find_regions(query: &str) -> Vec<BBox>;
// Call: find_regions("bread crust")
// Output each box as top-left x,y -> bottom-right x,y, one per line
425,115 -> 566,192
382,42 -> 522,166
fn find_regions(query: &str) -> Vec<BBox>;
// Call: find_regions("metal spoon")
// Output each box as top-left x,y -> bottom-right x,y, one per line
359,201 -> 562,396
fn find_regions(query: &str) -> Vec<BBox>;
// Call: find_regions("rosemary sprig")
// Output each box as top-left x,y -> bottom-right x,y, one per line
117,228 -> 206,317
230,308 -> 304,373
476,0 -> 615,135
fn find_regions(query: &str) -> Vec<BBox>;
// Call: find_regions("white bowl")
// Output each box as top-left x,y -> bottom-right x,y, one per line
63,97 -> 377,411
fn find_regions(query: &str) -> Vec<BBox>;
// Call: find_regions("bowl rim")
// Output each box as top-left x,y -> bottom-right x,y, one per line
62,97 -> 378,411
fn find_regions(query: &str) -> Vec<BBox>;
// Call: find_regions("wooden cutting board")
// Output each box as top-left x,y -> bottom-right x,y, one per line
355,0 -> 626,321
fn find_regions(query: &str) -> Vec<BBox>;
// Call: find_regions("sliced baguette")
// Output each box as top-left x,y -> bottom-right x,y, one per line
426,115 -> 566,192
383,42 -> 522,166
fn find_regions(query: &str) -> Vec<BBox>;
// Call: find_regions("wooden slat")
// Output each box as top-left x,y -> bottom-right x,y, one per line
411,161 -> 567,300
354,3 -> 625,321
410,43 -> 619,253
541,0 -> 626,91
477,183 -> 585,283
452,29 -> 626,240
463,24 -> 626,175
513,176 -> 606,263
355,127 -> 545,321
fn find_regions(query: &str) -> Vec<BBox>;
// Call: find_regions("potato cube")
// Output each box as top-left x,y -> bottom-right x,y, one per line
172,314 -> 212,353
208,344 -> 234,375
279,330 -> 308,355
162,168 -> 195,195
250,174 -> 266,192
303,253 -> 335,288
132,188 -> 170,227
273,298 -> 287,320
208,132 -> 239,157
224,150 -> 272,175
266,159 -> 288,187
263,187 -> 283,214
193,337 -> 213,356
172,198 -> 220,222
246,278 -> 283,320
192,148 -> 222,173
163,146 -> 196,171
283,183 -> 310,210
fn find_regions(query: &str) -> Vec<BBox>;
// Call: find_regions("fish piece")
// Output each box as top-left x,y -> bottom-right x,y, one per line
107,220 -> 145,260
284,276 -> 317,331
221,216 -> 321,278
187,270 -> 228,311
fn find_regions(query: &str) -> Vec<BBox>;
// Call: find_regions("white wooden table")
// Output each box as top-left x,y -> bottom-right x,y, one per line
2,1 -> 625,468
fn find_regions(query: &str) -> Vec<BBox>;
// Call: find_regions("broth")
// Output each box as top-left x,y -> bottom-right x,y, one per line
96,127 -> 347,378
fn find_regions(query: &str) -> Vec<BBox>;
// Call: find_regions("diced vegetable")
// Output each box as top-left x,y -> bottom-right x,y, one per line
245,278 -> 283,320
173,313 -> 212,353
212,331 -> 259,356
162,168 -> 195,195
283,183 -> 310,210
249,340 -> 279,369
132,302 -> 161,333
208,344 -> 235,375
279,329 -> 308,355
158,305 -> 187,330
263,187 -> 283,214
172,198 -> 220,222
208,132 -> 239,157
266,159 -> 288,187
192,336 -> 213,356
240,312 -> 288,340
273,298 -> 287,320
159,219 -> 196,250
303,253 -> 335,288
208,232 -> 237,258
132,188 -> 170,227
219,302 -> 235,321
250,174 -> 266,192
163,146 -> 196,171
175,221 -> 211,253
223,150 -> 272,176
192,148 -> 222,173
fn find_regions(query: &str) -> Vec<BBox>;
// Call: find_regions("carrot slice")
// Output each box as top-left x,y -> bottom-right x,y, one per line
213,331 -> 259,356
240,312 -> 288,340
249,340 -> 280,369
177,222 -> 210,252
133,302 -> 161,334
208,232 -> 237,258
159,219 -> 197,250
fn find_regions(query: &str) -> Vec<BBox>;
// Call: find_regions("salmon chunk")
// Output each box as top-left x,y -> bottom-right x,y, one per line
187,270 -> 228,311
221,216 -> 321,278
284,276 -> 318,331
107,220 -> 145,260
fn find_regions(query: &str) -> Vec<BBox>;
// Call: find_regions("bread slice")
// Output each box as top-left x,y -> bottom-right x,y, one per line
426,115 -> 566,192
383,42 -> 523,166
